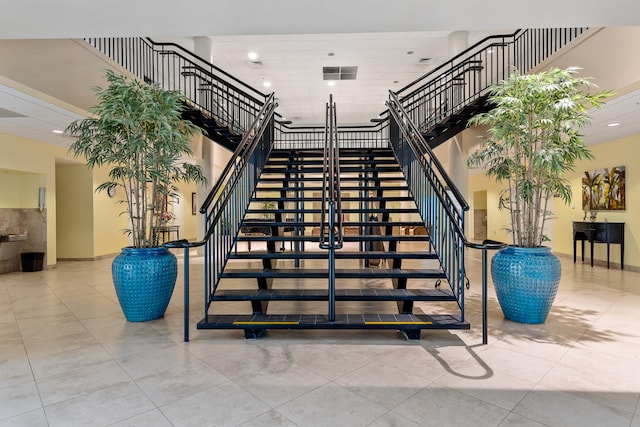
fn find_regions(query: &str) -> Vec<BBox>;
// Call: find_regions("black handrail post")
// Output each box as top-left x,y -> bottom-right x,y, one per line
482,248 -> 488,345
328,201 -> 336,322
183,246 -> 190,342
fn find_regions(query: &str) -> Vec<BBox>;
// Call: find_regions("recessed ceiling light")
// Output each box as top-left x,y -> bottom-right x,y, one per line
248,52 -> 258,60
393,80 -> 399,84
52,130 -> 63,134
328,52 -> 335,56
608,122 -> 620,127
327,81 -> 335,87
406,51 -> 414,55
263,80 -> 271,88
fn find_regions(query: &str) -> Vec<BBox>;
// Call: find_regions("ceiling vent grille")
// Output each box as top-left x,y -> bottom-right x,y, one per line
322,66 -> 358,80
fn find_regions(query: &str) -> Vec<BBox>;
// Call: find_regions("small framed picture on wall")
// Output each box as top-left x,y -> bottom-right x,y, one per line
191,192 -> 197,215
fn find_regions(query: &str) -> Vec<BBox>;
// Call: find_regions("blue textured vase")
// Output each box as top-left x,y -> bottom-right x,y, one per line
112,247 -> 177,322
491,246 -> 561,324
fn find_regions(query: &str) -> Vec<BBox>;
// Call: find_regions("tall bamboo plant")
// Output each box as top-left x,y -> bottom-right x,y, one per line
467,66 -> 612,247
66,70 -> 206,248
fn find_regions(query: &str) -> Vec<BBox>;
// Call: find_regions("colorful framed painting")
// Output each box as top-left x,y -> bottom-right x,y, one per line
582,166 -> 625,211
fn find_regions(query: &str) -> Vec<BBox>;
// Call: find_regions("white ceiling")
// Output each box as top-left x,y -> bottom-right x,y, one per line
1,0 -> 640,147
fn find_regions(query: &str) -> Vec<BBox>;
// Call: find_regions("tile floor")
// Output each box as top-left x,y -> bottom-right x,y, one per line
1,243 -> 639,426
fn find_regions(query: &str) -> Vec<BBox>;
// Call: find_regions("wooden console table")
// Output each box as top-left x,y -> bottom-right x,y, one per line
572,221 -> 624,269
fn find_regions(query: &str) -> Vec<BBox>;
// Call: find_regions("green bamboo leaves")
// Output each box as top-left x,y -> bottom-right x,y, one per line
467,67 -> 613,247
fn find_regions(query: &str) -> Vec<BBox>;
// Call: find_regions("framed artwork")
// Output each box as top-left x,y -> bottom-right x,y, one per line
192,192 -> 197,215
582,166 -> 626,211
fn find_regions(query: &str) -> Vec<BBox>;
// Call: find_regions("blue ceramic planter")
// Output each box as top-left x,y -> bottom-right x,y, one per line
491,246 -> 561,324
112,247 -> 177,322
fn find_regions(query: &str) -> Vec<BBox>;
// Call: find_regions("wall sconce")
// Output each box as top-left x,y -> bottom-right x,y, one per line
38,187 -> 46,212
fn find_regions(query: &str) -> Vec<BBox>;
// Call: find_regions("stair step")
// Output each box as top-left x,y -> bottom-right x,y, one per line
197,313 -> 469,331
238,221 -> 424,228
213,288 -> 455,301
229,251 -> 437,260
255,185 -> 409,192
245,208 -> 419,214
221,268 -> 445,279
236,235 -> 429,242
261,166 -> 402,174
258,177 -> 408,183
250,196 -> 414,203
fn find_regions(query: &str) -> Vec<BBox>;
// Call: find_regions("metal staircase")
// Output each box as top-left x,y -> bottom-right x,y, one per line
202,145 -> 467,340
87,28 -> 589,342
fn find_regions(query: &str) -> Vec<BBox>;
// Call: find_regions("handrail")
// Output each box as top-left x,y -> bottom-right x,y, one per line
386,91 -> 505,345
165,93 -> 277,341
393,28 -> 588,135
319,94 -> 343,250
86,37 -> 266,136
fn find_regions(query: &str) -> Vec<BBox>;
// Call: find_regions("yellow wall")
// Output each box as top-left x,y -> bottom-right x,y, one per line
468,134 -> 640,269
0,132 -> 67,266
554,134 -> 640,267
0,169 -> 45,208
56,164 -> 94,258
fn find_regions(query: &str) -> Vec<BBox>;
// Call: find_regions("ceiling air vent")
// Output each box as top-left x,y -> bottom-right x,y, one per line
322,66 -> 358,81
247,60 -> 264,68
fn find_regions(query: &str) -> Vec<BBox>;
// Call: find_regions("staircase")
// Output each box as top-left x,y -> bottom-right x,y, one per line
197,147 -> 468,339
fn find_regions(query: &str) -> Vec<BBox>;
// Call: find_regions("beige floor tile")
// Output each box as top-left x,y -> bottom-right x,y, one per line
160,383 -> 270,427
44,381 -> 156,427
366,411 -> 422,427
36,359 -> 131,406
0,358 -> 33,389
276,383 -> 389,427
513,384 -> 633,427
133,359 -> 229,406
497,412 -> 547,426
0,408 -> 48,427
391,383 -> 510,426
237,409 -> 298,427
29,344 -> 113,380
0,381 -> 42,421
334,360 -> 431,410
109,409 -> 174,426
233,362 -> 330,407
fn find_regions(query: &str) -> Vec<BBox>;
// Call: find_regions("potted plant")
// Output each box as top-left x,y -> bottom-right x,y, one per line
66,70 -> 206,322
467,66 -> 612,323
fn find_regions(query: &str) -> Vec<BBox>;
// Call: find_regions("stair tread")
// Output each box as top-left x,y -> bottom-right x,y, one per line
214,288 -> 455,301
229,251 -> 437,260
197,313 -> 469,330
221,268 -> 446,278
237,235 -> 429,242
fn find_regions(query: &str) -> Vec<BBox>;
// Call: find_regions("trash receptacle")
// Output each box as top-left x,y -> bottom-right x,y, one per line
21,252 -> 44,272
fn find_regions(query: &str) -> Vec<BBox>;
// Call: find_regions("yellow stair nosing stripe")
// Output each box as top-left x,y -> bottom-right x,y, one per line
365,321 -> 433,325
233,321 -> 300,325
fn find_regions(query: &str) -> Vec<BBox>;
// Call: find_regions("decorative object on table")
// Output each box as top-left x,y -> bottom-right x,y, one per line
65,70 -> 207,322
582,166 -> 626,211
467,66 -> 612,324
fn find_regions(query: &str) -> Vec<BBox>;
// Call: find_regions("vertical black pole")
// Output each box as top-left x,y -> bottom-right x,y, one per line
482,249 -> 488,345
183,247 -> 190,342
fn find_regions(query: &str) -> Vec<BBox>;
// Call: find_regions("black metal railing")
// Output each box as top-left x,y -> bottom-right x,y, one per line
319,95 -> 343,322
165,93 -> 277,341
387,91 -> 506,344
395,28 -> 588,135
86,37 -> 267,136
274,121 -> 388,150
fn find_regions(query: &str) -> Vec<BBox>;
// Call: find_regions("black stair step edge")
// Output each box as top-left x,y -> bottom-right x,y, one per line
245,208 -> 420,214
269,149 -> 395,157
255,185 -> 409,192
221,268 -> 445,279
260,167 -> 403,174
237,235 -> 430,242
197,314 -> 469,330
228,251 -> 437,260
250,196 -> 415,203
258,177 -> 408,183
266,159 -> 400,166
239,221 -> 425,227
212,288 -> 455,301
